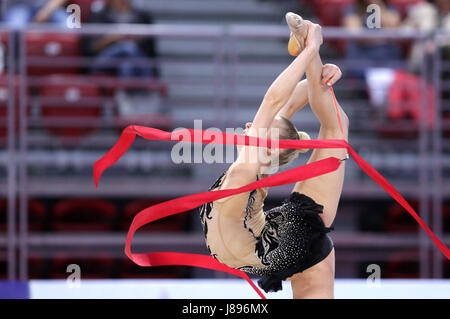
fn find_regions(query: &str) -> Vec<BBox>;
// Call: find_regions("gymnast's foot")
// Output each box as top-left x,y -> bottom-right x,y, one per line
285,12 -> 308,57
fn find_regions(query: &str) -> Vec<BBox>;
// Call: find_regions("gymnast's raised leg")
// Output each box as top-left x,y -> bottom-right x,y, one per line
287,21 -> 349,299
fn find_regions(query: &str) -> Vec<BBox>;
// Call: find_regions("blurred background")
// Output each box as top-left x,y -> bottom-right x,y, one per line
0,0 -> 449,297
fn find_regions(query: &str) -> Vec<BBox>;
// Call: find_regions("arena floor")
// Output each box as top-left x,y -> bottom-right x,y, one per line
24,279 -> 450,299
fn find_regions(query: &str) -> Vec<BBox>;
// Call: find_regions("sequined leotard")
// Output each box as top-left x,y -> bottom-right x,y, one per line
199,169 -> 334,293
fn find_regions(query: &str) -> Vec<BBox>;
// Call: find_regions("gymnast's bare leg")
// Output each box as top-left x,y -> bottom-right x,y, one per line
287,22 -> 349,299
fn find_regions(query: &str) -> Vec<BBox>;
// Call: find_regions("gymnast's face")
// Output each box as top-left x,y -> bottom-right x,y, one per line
238,118 -> 286,165
241,117 -> 285,137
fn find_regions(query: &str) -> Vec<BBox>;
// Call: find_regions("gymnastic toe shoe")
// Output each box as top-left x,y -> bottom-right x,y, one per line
285,12 -> 308,57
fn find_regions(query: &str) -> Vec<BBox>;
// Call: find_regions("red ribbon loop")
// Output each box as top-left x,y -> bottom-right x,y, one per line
94,125 -> 450,299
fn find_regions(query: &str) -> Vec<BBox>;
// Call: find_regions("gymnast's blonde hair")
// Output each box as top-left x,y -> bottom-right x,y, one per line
276,115 -> 310,166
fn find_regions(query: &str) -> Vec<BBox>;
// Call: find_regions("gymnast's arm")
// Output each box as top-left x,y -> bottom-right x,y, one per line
214,47 -> 317,215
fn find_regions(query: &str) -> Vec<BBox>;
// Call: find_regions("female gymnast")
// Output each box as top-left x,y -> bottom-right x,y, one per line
199,13 -> 349,299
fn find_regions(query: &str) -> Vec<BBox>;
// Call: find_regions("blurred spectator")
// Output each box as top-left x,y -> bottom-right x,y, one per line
402,0 -> 450,75
82,0 -> 161,117
2,0 -> 68,28
376,1 -> 443,131
83,0 -> 159,79
342,0 -> 402,79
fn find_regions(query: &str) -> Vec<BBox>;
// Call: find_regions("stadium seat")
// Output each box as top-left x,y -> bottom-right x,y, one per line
28,257 -> 48,279
121,199 -> 189,232
51,198 -> 117,232
28,200 -> 48,232
383,201 -> 419,233
313,0 -> 355,26
384,250 -> 420,278
312,0 -> 354,54
374,120 -> 419,139
25,32 -> 81,76
387,70 -> 435,126
444,113 -> 450,138
444,259 -> 450,278
0,31 -> 8,47
38,75 -> 102,139
49,255 -> 115,279
442,204 -> 450,233
0,199 -> 47,232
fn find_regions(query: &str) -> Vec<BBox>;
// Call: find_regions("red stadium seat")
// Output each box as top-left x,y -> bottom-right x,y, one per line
38,75 -> 102,139
384,252 -> 419,278
445,113 -> 450,137
383,201 -> 419,233
441,204 -> 450,233
312,0 -> 354,54
51,198 -> 117,232
444,259 -> 450,278
384,202 -> 450,234
376,70 -> 435,139
28,200 -> 47,232
0,198 -> 12,231
0,199 -> 47,232
313,0 -> 355,26
121,199 -> 189,232
28,257 -> 48,279
374,120 -> 419,139
0,31 -> 8,47
49,255 -> 115,279
25,32 -> 80,76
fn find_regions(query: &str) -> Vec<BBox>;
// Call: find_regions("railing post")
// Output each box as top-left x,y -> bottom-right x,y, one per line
7,28 -> 16,281
432,32 -> 444,279
418,33 -> 431,278
18,29 -> 28,281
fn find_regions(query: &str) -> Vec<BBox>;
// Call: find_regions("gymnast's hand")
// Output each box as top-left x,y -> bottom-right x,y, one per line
242,122 -> 252,135
304,21 -> 323,52
321,64 -> 342,87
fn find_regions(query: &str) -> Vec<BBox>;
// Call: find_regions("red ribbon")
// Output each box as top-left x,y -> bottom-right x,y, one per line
94,125 -> 450,299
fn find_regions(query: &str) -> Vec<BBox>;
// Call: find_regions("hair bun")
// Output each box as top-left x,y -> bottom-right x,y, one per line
297,131 -> 310,153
